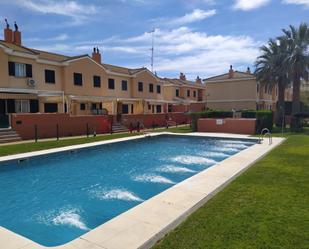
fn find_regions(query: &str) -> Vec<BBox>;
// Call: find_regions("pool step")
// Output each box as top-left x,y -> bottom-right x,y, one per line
112,124 -> 129,133
0,129 -> 22,144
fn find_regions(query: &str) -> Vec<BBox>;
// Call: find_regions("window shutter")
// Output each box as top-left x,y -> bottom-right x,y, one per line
26,64 -> 32,78
8,62 -> 15,76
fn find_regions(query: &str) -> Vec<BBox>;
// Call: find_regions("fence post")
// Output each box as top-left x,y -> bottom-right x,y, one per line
110,117 -> 113,134
86,123 -> 89,138
56,124 -> 59,141
34,125 -> 38,142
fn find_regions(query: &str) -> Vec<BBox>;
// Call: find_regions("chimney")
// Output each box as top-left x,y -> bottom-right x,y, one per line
92,47 -> 102,64
228,65 -> 234,78
196,76 -> 202,84
13,21 -> 21,45
3,18 -> 13,43
246,67 -> 251,74
179,72 -> 186,81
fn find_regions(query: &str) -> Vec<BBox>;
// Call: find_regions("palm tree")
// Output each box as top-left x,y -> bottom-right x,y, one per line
255,39 -> 290,127
280,23 -> 309,129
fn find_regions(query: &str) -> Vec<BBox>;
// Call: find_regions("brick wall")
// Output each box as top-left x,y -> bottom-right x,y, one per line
197,118 -> 256,135
11,114 -> 111,140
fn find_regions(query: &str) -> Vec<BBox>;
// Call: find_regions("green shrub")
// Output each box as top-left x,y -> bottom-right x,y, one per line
241,110 -> 257,119
241,110 -> 273,133
190,110 -> 233,131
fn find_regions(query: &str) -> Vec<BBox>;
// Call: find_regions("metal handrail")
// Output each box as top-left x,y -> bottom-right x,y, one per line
258,128 -> 272,145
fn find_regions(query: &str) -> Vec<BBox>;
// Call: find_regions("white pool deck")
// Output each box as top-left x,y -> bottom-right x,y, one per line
0,132 -> 285,249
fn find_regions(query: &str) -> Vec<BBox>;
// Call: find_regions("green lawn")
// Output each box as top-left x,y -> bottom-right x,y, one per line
0,125 -> 192,157
153,135 -> 309,249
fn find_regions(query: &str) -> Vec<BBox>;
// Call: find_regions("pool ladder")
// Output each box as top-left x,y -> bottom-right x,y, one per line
258,128 -> 272,145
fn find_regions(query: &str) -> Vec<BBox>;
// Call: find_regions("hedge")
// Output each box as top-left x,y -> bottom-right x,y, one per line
191,110 -> 233,131
241,110 -> 273,133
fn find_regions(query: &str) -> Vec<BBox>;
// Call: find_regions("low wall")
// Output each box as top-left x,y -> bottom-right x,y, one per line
11,114 -> 111,140
121,113 -> 190,128
197,118 -> 256,135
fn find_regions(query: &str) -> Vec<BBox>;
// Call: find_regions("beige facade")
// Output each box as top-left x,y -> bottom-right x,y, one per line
161,74 -> 206,112
204,67 -> 277,111
0,27 -> 183,128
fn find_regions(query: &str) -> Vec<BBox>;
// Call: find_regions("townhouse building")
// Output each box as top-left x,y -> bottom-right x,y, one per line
203,66 -> 278,111
0,25 -> 168,128
160,73 -> 206,113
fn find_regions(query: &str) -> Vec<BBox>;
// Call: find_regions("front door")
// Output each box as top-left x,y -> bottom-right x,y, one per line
0,100 -> 9,128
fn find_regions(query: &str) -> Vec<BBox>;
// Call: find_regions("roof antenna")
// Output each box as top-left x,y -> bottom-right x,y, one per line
149,28 -> 155,73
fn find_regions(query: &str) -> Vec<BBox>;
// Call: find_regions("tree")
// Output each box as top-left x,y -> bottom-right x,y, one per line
280,23 -> 309,129
255,39 -> 290,127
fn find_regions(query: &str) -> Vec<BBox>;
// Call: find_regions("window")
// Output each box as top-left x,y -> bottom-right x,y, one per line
108,78 -> 115,89
73,73 -> 83,86
44,103 -> 58,113
45,70 -> 55,84
122,80 -> 128,91
148,104 -> 151,110
15,100 -> 30,113
193,91 -> 196,98
187,90 -> 190,97
29,100 -> 39,113
122,104 -> 129,114
91,103 -> 97,110
176,89 -> 179,97
80,103 -> 86,110
156,105 -> 162,113
15,63 -> 26,77
168,104 -> 172,113
93,75 -> 101,88
138,82 -> 143,92
8,62 -> 32,78
149,83 -> 154,93
157,85 -> 161,94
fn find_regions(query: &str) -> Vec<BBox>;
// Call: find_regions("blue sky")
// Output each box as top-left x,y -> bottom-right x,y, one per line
0,0 -> 308,79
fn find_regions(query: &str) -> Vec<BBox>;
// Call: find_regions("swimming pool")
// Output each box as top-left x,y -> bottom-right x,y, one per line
0,134 -> 256,247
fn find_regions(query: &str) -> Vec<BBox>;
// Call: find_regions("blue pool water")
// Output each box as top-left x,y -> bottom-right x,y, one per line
0,135 -> 256,246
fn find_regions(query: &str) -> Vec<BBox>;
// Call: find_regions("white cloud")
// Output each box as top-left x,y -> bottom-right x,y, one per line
282,0 -> 309,7
27,34 -> 69,42
27,25 -> 260,78
234,0 -> 271,10
102,27 -> 260,78
152,9 -> 216,26
11,0 -> 98,24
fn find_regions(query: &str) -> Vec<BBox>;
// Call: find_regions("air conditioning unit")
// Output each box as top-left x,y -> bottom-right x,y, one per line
27,78 -> 36,87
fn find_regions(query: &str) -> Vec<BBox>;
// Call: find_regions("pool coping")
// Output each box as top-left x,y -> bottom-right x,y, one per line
0,132 -> 285,249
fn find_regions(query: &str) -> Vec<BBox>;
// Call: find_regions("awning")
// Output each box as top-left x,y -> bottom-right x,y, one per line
0,87 -> 39,94
68,95 -> 116,103
117,98 -> 141,102
145,99 -> 169,105
172,97 -> 205,104
0,92 -> 38,100
38,91 -> 64,97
